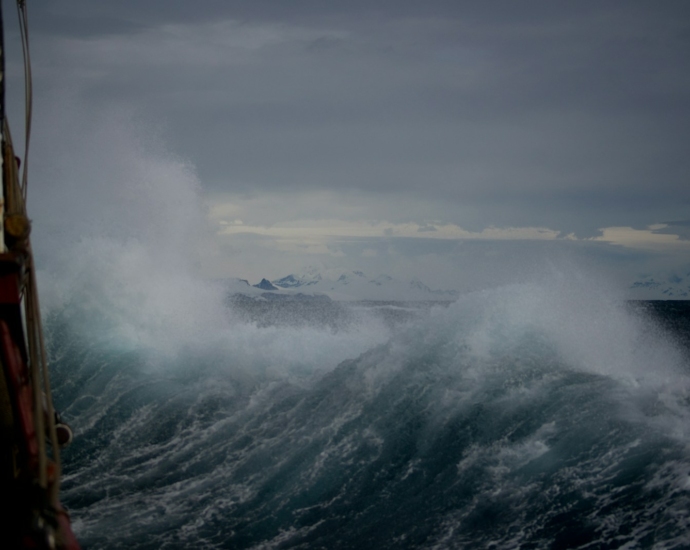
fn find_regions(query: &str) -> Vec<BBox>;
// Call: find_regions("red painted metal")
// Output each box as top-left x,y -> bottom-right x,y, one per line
0,318 -> 38,469
0,270 -> 20,304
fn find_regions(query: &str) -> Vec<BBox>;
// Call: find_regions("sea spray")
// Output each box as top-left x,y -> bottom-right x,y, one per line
27,95 -> 690,548
42,279 -> 690,549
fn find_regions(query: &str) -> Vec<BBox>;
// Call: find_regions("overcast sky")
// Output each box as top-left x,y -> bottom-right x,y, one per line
8,0 -> 690,292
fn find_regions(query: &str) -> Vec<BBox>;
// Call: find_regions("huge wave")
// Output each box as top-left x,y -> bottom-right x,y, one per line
42,281 -> 690,549
30,99 -> 690,549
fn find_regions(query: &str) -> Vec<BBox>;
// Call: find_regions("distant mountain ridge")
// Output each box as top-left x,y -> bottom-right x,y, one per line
226,269 -> 458,301
224,269 -> 690,301
272,273 -> 321,288
629,270 -> 690,299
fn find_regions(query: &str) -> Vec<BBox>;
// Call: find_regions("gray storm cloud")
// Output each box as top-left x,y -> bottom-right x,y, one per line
17,1 -> 690,232
7,0 -> 690,289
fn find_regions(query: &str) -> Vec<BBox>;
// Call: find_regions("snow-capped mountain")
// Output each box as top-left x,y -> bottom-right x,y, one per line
219,277 -> 269,298
629,271 -> 690,299
272,272 -> 322,288
253,278 -> 279,291
269,269 -> 458,301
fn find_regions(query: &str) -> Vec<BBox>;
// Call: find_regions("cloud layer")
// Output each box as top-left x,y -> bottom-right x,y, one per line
9,1 -> 690,292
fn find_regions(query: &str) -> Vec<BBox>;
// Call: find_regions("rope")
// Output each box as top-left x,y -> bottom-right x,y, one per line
24,256 -> 61,503
16,0 -> 31,200
8,0 -> 62,505
24,263 -> 47,487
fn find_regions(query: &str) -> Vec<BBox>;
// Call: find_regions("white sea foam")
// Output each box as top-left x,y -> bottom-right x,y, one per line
28,93 -> 690,550
31,94 -> 394,385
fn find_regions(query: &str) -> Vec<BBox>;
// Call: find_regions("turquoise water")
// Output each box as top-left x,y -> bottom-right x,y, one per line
46,287 -> 690,549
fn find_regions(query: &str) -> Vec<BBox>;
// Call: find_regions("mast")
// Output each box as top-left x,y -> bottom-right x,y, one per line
0,1 -> 80,548
0,0 -> 5,253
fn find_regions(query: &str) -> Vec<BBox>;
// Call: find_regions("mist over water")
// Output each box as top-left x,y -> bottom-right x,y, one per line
30,100 -> 690,548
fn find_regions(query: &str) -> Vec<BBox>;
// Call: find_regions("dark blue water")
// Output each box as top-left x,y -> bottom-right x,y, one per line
47,289 -> 690,549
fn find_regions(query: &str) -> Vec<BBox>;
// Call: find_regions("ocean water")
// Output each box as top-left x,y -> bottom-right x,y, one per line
46,288 -> 690,549
28,105 -> 690,548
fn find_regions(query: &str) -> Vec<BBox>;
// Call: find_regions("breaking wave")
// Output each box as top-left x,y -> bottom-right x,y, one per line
30,96 -> 690,548
44,281 -> 690,549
